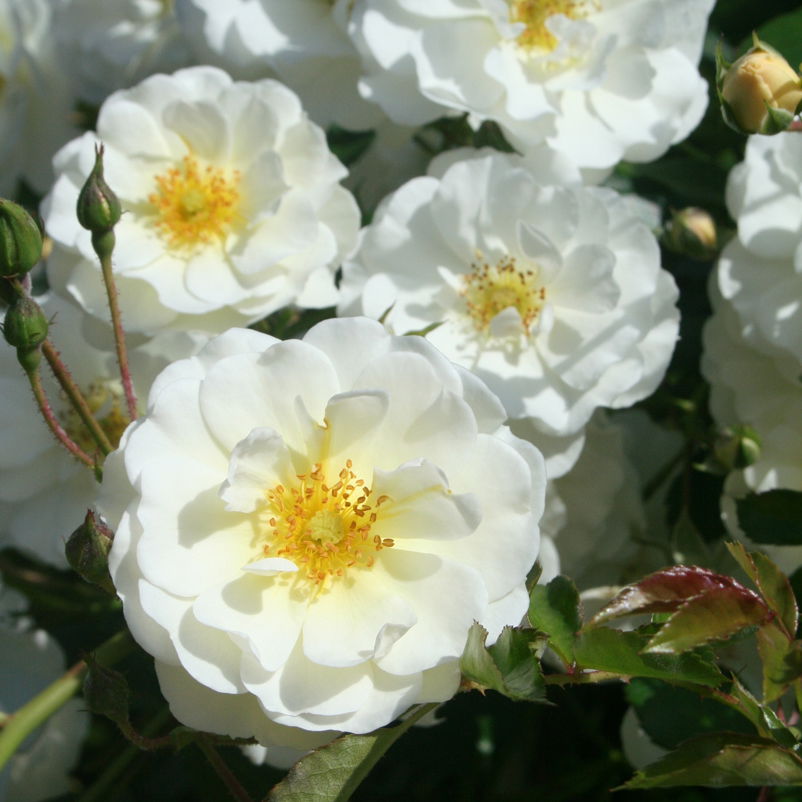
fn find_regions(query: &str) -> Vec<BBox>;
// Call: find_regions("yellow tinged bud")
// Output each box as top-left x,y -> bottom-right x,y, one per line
664,207 -> 718,261
721,47 -> 802,134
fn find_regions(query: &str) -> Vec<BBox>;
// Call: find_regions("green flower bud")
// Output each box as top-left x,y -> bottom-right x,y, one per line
76,143 -> 122,233
3,295 -> 48,351
65,510 -> 115,595
663,207 -> 718,261
713,425 -> 761,472
83,653 -> 131,730
0,199 -> 43,278
717,38 -> 802,135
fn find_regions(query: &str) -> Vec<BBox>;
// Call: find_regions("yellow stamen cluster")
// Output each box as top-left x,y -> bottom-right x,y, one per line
462,255 -> 545,335
509,0 -> 595,52
60,382 -> 129,454
261,459 -> 394,589
147,155 -> 241,251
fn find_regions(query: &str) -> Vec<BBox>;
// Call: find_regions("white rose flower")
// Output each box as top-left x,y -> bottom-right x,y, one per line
0,295 -> 210,567
103,317 -> 545,739
53,0 -> 190,104
0,0 -> 79,194
718,132 -> 802,364
350,0 -> 714,170
512,412 -> 645,587
339,151 -> 679,436
175,0 -> 383,130
43,67 -> 360,336
702,289 -> 802,497
547,413 -> 645,588
0,583 -> 87,802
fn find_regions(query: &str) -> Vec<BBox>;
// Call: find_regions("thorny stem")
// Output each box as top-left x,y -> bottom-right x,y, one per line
0,630 -> 133,772
197,735 -> 256,802
27,365 -> 95,468
543,671 -> 624,686
42,339 -> 114,455
98,246 -> 137,421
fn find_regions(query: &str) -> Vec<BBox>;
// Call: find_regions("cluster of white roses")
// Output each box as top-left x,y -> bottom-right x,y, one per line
703,132 -> 802,571
0,0 -> 717,776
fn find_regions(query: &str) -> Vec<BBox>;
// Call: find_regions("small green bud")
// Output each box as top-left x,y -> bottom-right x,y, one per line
3,295 -> 48,350
663,207 -> 718,261
65,510 -> 115,594
0,199 -> 43,278
83,653 -> 131,730
76,143 -> 122,233
713,425 -> 761,472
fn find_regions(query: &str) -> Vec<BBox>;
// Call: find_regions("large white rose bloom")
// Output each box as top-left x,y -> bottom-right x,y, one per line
703,292 -> 802,497
175,0 -> 383,130
718,132 -> 802,365
350,0 -> 714,170
543,413 -> 645,588
0,0 -> 79,194
43,67 -> 360,335
0,295 -> 209,567
53,0 -> 190,105
103,318 -> 545,739
339,151 -> 679,435
0,584 -> 87,802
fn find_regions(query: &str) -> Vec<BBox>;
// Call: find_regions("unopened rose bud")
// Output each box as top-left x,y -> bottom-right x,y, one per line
76,144 -> 121,235
713,425 -> 761,472
0,199 -> 43,278
3,295 -> 48,351
718,39 -> 802,135
66,510 -> 115,594
664,207 -> 718,261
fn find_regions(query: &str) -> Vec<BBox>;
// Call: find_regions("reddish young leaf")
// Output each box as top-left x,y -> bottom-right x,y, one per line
645,586 -> 770,654
591,566 -> 756,626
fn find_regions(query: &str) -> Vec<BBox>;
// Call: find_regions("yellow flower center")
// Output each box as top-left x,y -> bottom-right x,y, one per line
509,0 -> 596,52
147,154 -> 241,252
60,383 -> 129,454
462,255 -> 546,335
261,460 -> 394,590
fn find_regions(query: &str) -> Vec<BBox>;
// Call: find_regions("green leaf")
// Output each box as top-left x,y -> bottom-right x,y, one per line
325,126 -> 375,167
573,628 -> 723,686
460,624 -> 546,702
727,541 -> 799,636
757,621 -> 796,703
737,490 -> 802,546
728,676 -> 799,748
645,586 -> 770,654
625,679 -> 754,750
266,704 -> 435,802
528,575 -> 581,665
621,733 -> 802,788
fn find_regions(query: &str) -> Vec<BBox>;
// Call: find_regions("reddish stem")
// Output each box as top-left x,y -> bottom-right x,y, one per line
27,366 -> 94,468
98,246 -> 137,421
42,340 -> 114,455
